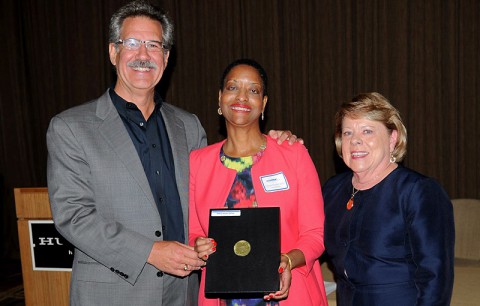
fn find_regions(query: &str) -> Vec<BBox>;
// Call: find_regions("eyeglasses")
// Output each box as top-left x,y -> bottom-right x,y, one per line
115,38 -> 167,52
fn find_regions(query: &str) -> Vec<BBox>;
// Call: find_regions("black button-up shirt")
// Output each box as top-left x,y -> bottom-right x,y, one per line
110,88 -> 184,243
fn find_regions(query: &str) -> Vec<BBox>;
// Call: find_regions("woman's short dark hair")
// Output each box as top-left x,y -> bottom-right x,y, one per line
220,58 -> 268,97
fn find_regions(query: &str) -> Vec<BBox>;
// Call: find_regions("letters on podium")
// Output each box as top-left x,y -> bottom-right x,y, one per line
29,220 -> 74,271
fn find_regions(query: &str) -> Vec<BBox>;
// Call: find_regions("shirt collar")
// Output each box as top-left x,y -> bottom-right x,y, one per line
109,87 -> 163,117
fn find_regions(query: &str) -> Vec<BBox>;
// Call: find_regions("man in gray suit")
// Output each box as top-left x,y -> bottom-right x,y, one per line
47,1 -> 296,305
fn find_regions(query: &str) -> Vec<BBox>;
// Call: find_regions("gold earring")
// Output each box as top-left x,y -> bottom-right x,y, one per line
218,108 -> 223,115
390,153 -> 396,163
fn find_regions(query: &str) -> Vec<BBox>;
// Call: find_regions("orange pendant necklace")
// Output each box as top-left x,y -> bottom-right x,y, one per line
346,186 -> 361,210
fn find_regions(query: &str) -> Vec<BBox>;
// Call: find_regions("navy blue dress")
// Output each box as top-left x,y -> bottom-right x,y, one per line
323,166 -> 454,306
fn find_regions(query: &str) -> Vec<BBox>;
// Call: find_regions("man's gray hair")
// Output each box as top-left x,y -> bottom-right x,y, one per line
109,0 -> 174,50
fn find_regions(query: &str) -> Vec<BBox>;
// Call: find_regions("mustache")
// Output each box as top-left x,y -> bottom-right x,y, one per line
127,60 -> 158,69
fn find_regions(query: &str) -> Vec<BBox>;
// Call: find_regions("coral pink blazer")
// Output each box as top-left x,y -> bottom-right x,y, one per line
189,136 -> 328,306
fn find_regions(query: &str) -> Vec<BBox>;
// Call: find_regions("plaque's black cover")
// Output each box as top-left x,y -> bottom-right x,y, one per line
205,207 -> 280,298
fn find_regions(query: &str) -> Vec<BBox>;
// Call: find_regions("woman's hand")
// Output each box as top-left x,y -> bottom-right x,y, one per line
263,256 -> 292,301
268,130 -> 304,145
194,236 -> 216,261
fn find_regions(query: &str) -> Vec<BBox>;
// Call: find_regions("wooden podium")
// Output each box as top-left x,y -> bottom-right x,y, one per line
15,188 -> 71,306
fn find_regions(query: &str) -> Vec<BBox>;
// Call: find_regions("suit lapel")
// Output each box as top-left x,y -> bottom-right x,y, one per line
96,92 -> 157,211
161,105 -> 189,237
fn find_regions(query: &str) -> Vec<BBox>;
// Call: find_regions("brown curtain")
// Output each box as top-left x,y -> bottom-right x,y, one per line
1,0 -> 478,258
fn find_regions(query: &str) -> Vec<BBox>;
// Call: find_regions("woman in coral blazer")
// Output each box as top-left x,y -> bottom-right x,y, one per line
189,59 -> 327,306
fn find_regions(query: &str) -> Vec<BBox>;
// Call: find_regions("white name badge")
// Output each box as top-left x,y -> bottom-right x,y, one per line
260,172 -> 289,192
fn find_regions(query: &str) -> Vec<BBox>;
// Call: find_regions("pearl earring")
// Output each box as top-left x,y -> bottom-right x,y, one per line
390,153 -> 396,163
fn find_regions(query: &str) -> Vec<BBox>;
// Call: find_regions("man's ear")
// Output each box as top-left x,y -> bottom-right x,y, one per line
163,50 -> 170,66
108,43 -> 118,66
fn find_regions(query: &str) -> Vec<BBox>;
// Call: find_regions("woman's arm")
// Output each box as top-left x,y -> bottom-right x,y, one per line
407,178 -> 455,305
292,144 -> 325,274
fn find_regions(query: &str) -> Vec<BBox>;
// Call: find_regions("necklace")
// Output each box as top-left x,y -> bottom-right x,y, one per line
346,186 -> 360,210
352,163 -> 397,189
258,135 -> 267,151
223,135 -> 266,157
259,142 -> 267,150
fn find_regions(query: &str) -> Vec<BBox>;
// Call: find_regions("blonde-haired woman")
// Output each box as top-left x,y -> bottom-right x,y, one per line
323,92 -> 454,305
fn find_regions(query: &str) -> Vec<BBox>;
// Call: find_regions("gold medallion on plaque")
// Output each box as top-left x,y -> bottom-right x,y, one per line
233,240 -> 251,256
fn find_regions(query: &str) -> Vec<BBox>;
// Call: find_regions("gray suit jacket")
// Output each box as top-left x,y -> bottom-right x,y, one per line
47,90 -> 207,306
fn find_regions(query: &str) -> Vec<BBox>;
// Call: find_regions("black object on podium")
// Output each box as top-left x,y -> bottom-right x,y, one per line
205,207 -> 280,298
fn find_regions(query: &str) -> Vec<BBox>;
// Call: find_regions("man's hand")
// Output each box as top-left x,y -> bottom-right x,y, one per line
147,241 -> 206,277
268,130 -> 304,145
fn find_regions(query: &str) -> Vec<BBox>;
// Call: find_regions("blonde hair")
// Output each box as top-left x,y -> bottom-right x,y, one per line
334,92 -> 407,162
